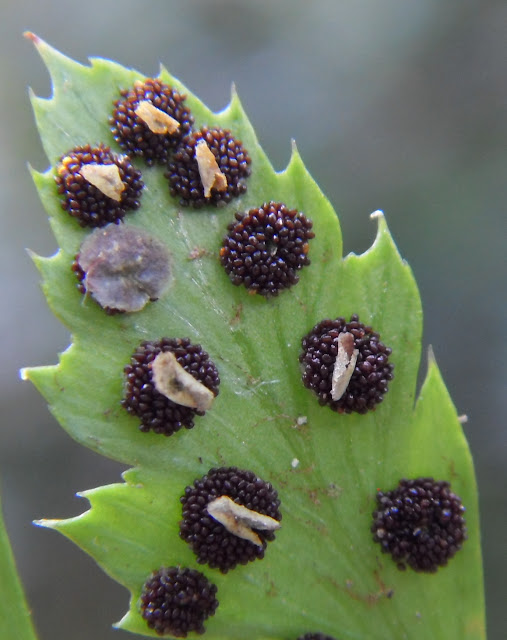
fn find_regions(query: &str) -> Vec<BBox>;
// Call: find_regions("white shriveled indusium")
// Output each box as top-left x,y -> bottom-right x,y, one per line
206,495 -> 281,547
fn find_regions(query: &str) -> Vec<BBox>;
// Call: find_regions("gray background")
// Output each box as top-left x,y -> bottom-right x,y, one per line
0,1 -> 505,639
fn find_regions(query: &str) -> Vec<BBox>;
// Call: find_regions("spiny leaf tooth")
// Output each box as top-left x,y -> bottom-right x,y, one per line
33,518 -> 65,530
25,32 -> 82,96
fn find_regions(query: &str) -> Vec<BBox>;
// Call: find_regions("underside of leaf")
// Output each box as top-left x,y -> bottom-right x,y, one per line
24,34 -> 484,640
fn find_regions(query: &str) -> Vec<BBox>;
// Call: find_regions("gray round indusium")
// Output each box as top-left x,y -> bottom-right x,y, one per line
75,223 -> 171,313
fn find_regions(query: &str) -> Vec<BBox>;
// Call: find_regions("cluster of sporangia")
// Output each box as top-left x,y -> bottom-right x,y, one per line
51,77 -> 467,637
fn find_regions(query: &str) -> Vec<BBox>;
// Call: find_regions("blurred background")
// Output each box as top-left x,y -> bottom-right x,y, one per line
0,1 -> 505,638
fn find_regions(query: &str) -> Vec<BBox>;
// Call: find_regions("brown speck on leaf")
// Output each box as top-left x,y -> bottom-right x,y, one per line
266,580 -> 277,598
290,463 -> 315,475
447,459 -> 459,479
329,577 -> 387,607
230,303 -> 243,327
325,483 -> 342,499
291,415 -> 310,436
188,247 -> 207,260
246,374 -> 261,387
308,490 -> 321,506
373,569 -> 394,600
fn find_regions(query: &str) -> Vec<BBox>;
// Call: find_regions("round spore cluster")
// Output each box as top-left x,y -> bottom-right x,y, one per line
299,314 -> 394,414
55,144 -> 143,227
219,201 -> 315,296
122,338 -> 220,436
110,78 -> 194,165
297,634 -> 338,640
371,477 -> 467,572
180,466 -> 282,573
166,126 -> 251,207
140,566 -> 218,637
71,256 -> 87,296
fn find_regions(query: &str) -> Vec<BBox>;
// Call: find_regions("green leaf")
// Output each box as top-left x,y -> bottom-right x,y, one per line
0,495 -> 38,640
24,35 -> 485,639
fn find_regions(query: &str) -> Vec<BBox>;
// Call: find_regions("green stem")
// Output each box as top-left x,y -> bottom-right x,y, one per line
0,494 -> 39,640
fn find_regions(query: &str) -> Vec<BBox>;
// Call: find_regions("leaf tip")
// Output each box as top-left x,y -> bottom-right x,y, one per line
367,208 -> 408,267
427,343 -> 436,366
18,367 -> 30,382
370,208 -> 385,221
23,31 -> 41,46
113,610 -> 131,631
226,81 -> 244,118
24,247 -> 49,276
370,209 -> 389,238
158,62 -> 173,79
19,361 -> 49,384
33,518 -> 61,530
285,138 -> 304,172
23,31 -> 54,63
25,247 -> 38,261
